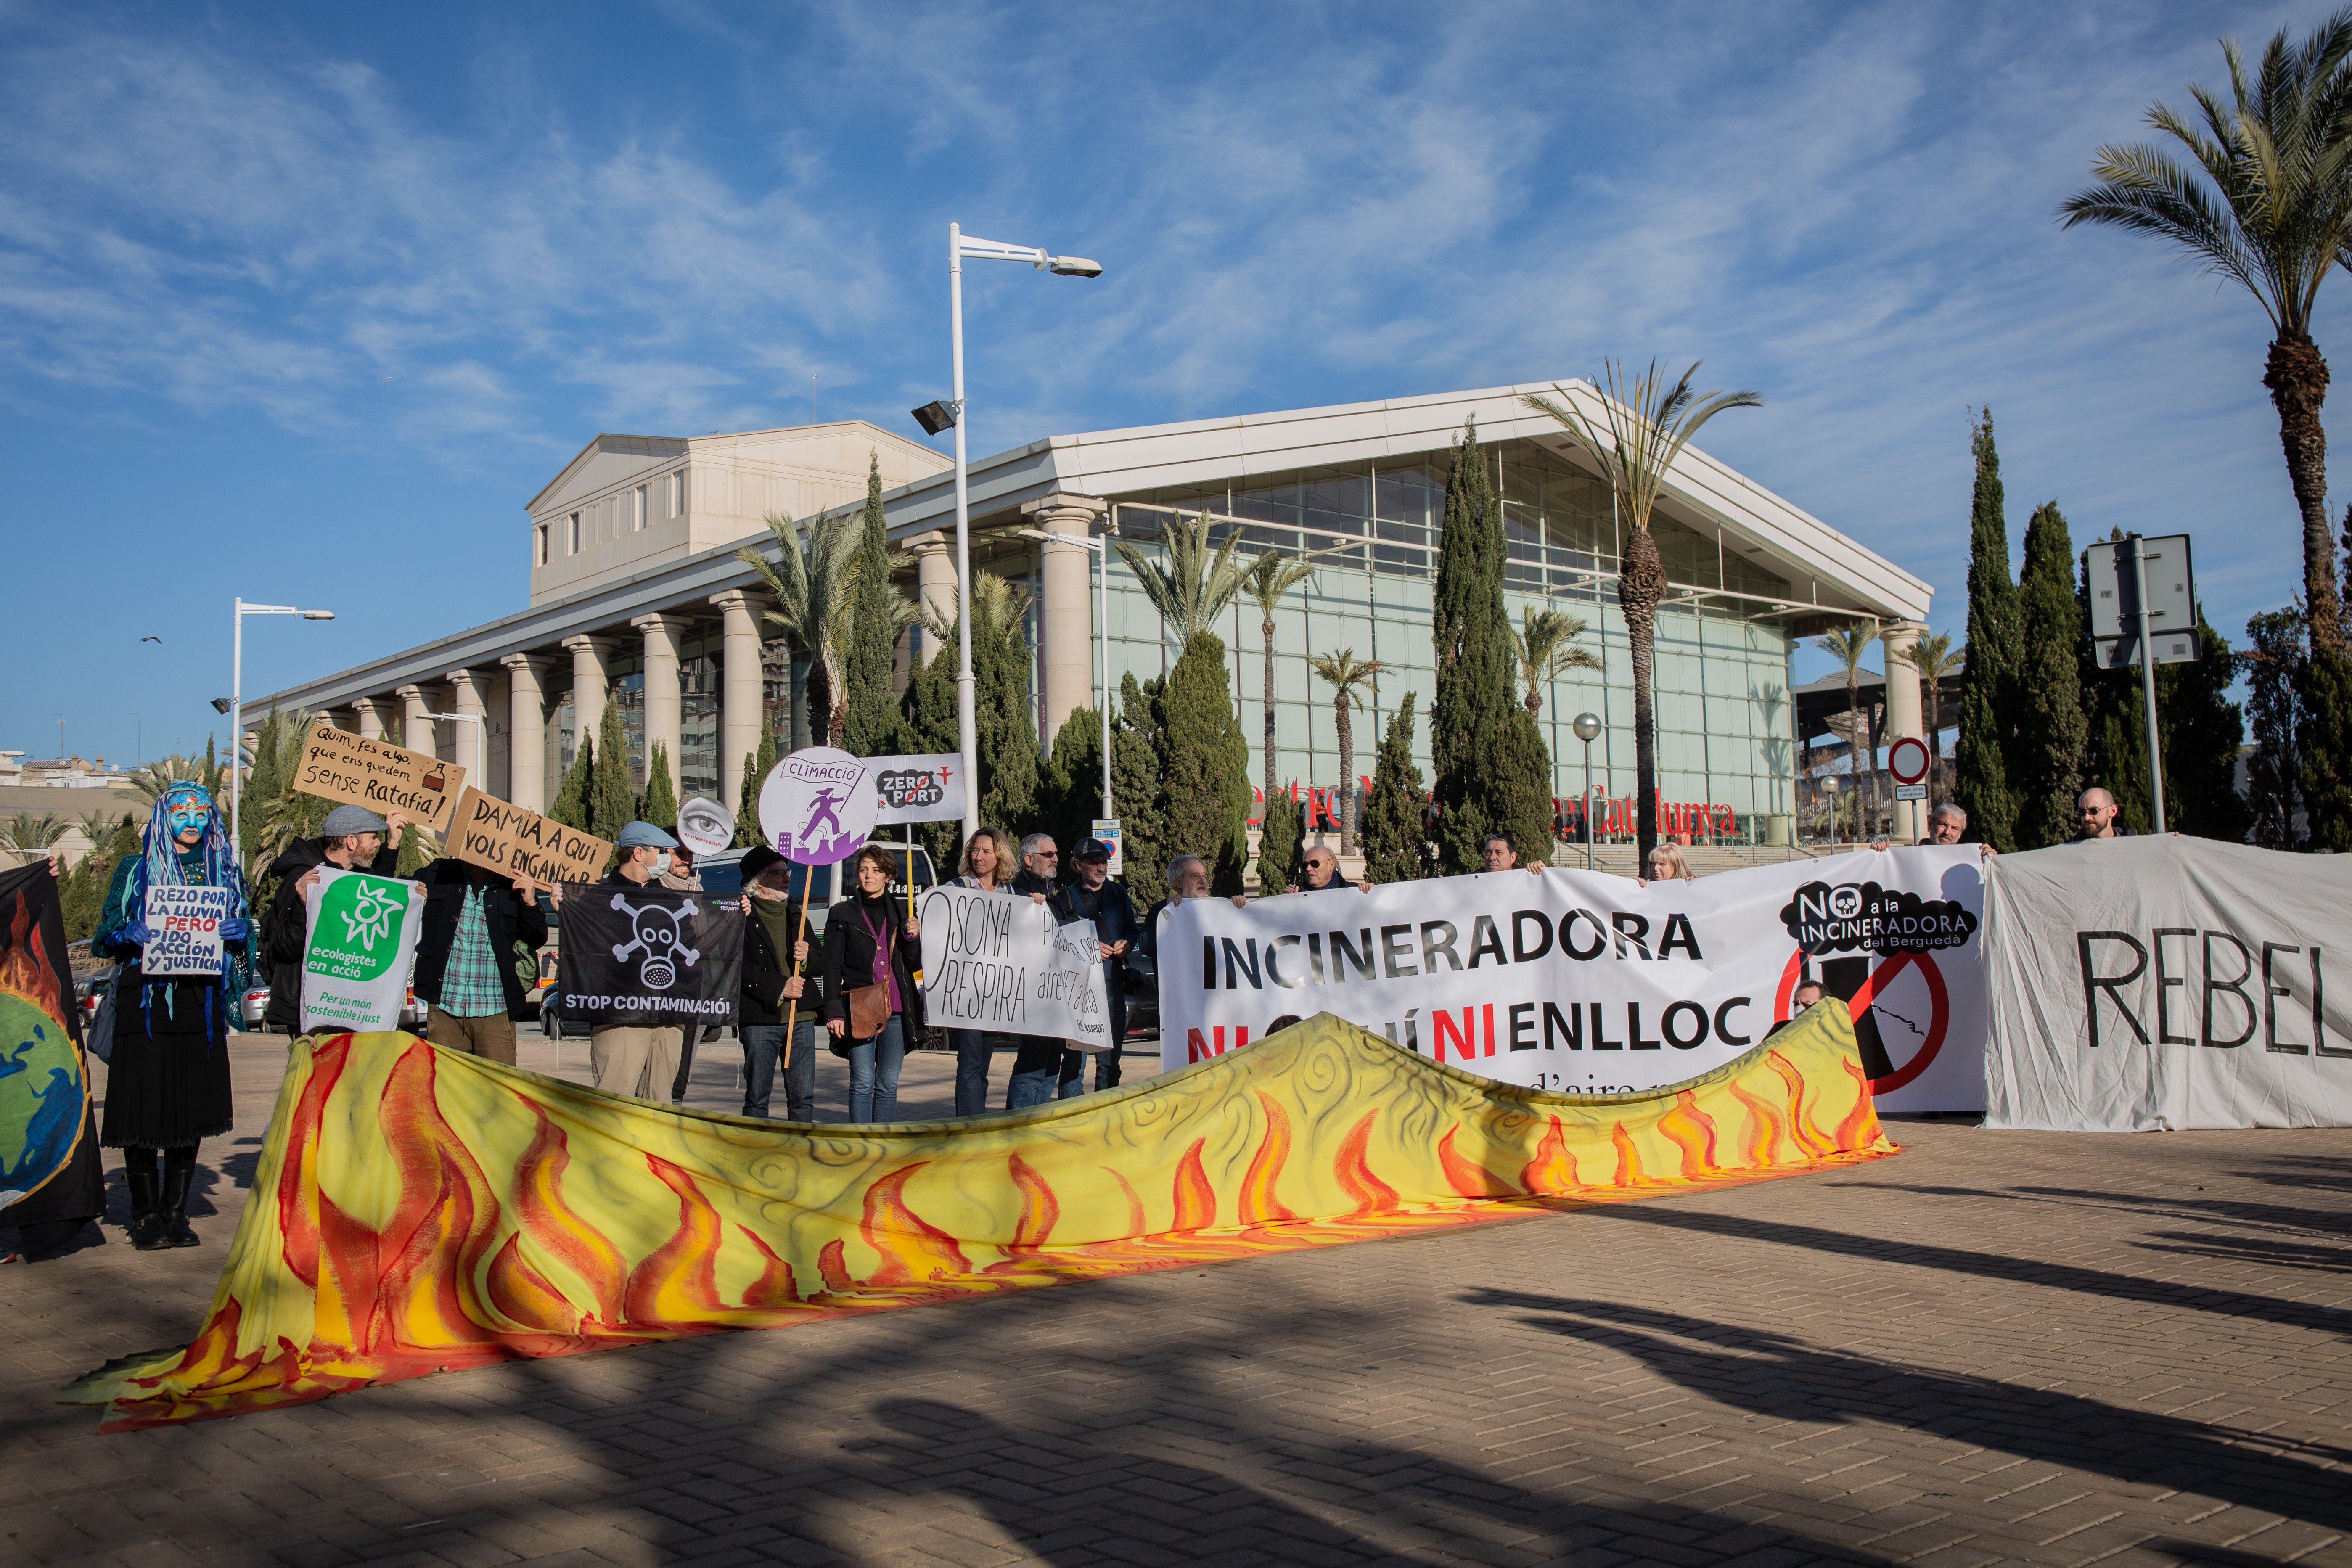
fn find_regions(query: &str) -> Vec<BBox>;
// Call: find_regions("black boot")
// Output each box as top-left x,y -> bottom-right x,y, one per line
158,1149 -> 200,1249
124,1149 -> 168,1251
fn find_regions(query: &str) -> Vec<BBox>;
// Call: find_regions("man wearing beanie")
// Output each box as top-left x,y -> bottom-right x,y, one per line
263,803 -> 407,1033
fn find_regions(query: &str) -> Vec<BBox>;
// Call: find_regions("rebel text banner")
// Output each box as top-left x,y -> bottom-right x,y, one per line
1159,847 -> 1990,1113
1984,836 -> 2352,1130
62,1005 -> 1893,1429
447,787 -> 612,886
296,721 -> 467,834
919,885 -> 1110,1049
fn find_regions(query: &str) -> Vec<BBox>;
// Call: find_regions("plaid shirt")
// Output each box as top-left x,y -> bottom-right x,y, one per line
437,885 -> 508,1018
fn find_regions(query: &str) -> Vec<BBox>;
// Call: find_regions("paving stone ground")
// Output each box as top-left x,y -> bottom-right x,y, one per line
8,1031 -> 2352,1567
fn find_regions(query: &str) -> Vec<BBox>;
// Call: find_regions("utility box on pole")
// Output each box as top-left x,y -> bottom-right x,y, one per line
2082,533 -> 2199,833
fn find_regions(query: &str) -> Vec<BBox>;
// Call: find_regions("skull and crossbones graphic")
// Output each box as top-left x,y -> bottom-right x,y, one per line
609,894 -> 701,991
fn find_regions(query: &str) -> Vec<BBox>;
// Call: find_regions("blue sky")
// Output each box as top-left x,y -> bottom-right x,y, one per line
0,0 -> 2339,767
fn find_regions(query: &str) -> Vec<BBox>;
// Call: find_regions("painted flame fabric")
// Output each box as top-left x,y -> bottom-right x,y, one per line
63,1005 -> 1894,1431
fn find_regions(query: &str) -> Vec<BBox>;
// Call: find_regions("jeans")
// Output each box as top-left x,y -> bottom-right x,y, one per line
951,1029 -> 993,1116
1006,1036 -> 1083,1109
845,1015 -> 906,1122
739,1021 -> 816,1121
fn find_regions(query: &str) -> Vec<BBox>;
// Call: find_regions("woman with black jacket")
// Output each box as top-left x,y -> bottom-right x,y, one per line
736,846 -> 816,1120
819,844 -> 923,1122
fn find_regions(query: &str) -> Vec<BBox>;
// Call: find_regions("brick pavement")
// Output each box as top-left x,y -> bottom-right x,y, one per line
8,1032 -> 2352,1567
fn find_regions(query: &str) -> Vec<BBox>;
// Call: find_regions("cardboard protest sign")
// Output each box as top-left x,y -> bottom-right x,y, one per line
301,870 -> 423,1034
759,747 -> 878,865
675,796 -> 734,856
295,721 -> 467,834
920,885 -> 1109,1050
446,787 -> 611,886
871,753 -> 966,825
1158,846 -> 1990,1113
141,886 -> 235,978
555,882 -> 742,1029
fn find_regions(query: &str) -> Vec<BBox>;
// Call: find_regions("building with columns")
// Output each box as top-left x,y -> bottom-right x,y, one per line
257,383 -> 1937,846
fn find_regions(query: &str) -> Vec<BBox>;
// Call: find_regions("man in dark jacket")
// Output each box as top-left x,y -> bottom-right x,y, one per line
1004,834 -> 1079,1107
736,846 -> 816,1120
264,804 -> 407,1033
412,856 -> 550,1064
1053,837 -> 1140,1093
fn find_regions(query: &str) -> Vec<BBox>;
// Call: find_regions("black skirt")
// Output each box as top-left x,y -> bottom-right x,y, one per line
100,973 -> 234,1150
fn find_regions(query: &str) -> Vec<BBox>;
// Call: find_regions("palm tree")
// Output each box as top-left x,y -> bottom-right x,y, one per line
130,751 -> 227,805
1240,551 -> 1322,812
1818,623 -> 1882,845
1112,511 -> 1254,644
1522,364 -> 1762,864
0,812 -> 65,861
1894,632 -> 1965,799
2061,13 -> 2352,653
1510,605 -> 1602,718
1307,649 -> 1385,854
738,510 -> 860,748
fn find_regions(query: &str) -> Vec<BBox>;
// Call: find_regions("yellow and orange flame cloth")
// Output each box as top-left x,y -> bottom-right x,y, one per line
63,1005 -> 1894,1431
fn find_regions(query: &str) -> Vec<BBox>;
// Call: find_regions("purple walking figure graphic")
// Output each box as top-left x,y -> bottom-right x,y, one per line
798,786 -> 849,855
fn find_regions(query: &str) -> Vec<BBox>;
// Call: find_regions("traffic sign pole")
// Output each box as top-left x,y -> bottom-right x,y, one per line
2127,535 -> 2167,834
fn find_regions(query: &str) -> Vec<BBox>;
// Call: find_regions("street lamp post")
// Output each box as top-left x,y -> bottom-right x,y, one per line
1571,712 -> 1602,871
229,598 -> 335,858
923,225 -> 1101,845
1016,525 -> 1114,819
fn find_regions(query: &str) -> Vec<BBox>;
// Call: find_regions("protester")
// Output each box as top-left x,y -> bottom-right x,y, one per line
409,854 -> 548,1067
1054,838 -> 1140,1094
1637,844 -> 1698,887
1485,833 -> 1550,876
1869,802 -> 1997,857
587,822 -> 687,1100
942,827 -> 1041,1115
660,842 -> 708,1104
1297,843 -> 1372,894
1266,1014 -> 1304,1034
90,781 -> 250,1250
822,844 -> 923,1121
262,804 -> 405,1033
2074,787 -> 2126,841
735,846 -> 815,1121
1766,979 -> 1827,1039
1004,834 -> 1084,1106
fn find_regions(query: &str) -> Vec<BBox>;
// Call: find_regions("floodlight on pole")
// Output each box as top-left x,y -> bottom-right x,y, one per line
934,222 -> 1103,845
230,598 -> 335,862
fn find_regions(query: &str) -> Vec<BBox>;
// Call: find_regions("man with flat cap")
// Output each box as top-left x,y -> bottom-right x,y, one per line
588,821 -> 690,1099
262,803 -> 407,1034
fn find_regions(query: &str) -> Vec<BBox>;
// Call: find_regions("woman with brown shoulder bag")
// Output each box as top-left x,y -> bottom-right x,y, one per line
820,844 -> 923,1122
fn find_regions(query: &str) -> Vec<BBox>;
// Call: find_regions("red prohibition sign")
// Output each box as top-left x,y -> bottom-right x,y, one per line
1887,735 -> 1931,787
1774,947 -> 1950,1095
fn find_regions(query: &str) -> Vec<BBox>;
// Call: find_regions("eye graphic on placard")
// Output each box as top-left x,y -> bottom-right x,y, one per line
675,797 -> 733,856
610,894 -> 701,991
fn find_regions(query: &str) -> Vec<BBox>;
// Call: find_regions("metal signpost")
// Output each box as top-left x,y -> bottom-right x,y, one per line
1887,735 -> 1931,805
2083,533 -> 2199,835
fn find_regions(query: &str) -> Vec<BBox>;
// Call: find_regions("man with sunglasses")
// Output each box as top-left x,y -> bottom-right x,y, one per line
1005,834 -> 1082,1107
1296,843 -> 1370,894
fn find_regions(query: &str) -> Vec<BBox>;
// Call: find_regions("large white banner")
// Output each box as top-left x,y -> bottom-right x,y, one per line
301,869 -> 424,1034
1984,836 -> 2352,1131
920,885 -> 1111,1050
1158,847 -> 1990,1111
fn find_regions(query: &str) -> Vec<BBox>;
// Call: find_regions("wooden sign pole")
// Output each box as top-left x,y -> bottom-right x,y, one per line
780,894 -> 813,1071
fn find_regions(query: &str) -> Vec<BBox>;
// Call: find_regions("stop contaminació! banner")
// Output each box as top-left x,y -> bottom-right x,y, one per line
1156,846 -> 1990,1113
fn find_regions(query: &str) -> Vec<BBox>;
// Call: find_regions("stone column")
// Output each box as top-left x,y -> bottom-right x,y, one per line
501,654 -> 550,813
444,668 -> 488,783
396,686 -> 434,756
632,613 -> 685,793
710,590 -> 766,811
562,635 -> 613,752
1020,493 -> 1109,749
351,697 -> 385,741
909,531 -> 955,664
1880,619 -> 1928,843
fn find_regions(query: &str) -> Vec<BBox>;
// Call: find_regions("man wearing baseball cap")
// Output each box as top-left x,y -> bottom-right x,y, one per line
1051,837 -> 1140,1096
261,802 -> 407,1034
587,822 -> 687,1099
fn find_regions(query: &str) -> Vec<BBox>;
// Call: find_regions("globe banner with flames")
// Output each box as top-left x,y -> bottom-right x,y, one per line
63,1005 -> 1895,1431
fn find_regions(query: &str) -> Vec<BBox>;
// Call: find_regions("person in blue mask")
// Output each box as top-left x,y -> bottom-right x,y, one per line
89,781 -> 251,1251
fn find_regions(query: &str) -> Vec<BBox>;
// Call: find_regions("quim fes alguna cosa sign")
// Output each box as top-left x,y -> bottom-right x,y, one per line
1156,846 -> 1990,1113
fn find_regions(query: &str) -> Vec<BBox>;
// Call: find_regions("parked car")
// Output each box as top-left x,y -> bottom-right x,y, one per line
236,980 -> 427,1033
77,970 -> 115,1031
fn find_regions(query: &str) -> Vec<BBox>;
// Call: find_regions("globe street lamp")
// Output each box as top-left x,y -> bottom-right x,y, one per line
918,225 -> 1102,844
1571,712 -> 1602,870
230,599 -> 334,858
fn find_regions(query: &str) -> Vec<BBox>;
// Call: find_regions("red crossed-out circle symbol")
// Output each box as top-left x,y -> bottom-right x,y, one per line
1887,735 -> 1931,787
1773,947 -> 1951,1095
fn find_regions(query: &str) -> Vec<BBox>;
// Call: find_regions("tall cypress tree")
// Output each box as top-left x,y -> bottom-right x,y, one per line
842,453 -> 905,756
733,726 -> 776,848
1953,409 -> 2021,851
640,741 -> 679,828
2304,645 -> 2352,851
1359,691 -> 1431,884
974,581 -> 1041,836
1429,420 -> 1528,872
2012,501 -> 2087,848
897,634 -> 961,875
590,703 -> 634,846
1256,780 -> 1301,894
2245,608 -> 2305,847
1112,672 -> 1169,907
1161,631 -> 1251,896
547,731 -> 593,831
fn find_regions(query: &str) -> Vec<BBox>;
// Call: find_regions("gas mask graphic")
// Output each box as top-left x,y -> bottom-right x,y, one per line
609,894 -> 701,991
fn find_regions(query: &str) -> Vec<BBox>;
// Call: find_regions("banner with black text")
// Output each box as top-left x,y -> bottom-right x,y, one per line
919,885 -> 1110,1049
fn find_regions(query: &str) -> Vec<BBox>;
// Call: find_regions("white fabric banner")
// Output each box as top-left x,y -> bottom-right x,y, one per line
301,869 -> 424,1035
1157,848 -> 1990,1111
919,885 -> 1110,1050
1983,836 -> 2352,1131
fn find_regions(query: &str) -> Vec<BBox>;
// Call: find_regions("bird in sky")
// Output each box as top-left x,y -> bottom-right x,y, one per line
140,636 -> 161,644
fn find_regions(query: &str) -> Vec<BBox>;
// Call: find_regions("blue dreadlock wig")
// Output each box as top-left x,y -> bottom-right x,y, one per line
127,781 -> 247,1014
